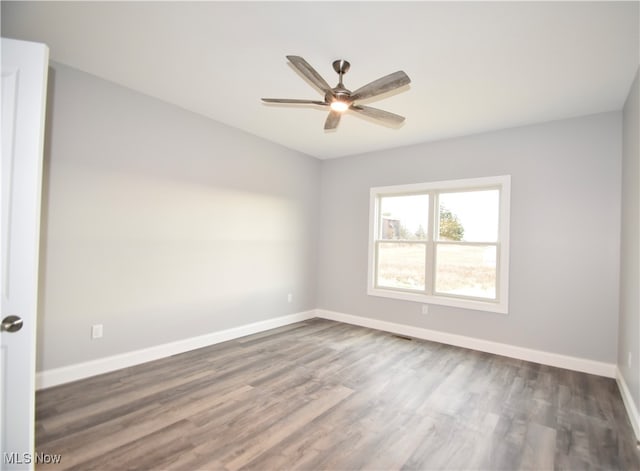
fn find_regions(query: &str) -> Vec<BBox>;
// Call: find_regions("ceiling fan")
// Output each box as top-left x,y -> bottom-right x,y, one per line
262,55 -> 411,130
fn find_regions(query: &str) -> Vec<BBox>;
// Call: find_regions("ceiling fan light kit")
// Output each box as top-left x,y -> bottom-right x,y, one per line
262,55 -> 411,130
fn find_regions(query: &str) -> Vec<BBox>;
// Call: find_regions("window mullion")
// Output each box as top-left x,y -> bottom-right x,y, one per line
494,241 -> 501,303
425,191 -> 436,295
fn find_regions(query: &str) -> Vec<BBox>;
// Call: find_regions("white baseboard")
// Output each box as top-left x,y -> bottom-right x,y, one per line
616,368 -> 640,442
315,309 -> 617,378
37,308 -> 619,390
36,310 -> 316,390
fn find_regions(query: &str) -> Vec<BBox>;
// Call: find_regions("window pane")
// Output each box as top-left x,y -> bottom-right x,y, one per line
438,190 -> 499,242
377,242 -> 426,291
435,244 -> 496,299
380,194 -> 429,240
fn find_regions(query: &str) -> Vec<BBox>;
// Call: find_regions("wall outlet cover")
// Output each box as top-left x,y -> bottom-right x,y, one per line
92,324 -> 103,339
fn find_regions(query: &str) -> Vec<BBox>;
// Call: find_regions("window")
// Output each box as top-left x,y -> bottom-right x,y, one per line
368,175 -> 510,313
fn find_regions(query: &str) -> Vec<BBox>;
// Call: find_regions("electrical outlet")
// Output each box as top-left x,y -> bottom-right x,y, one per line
287,293 -> 293,303
92,324 -> 103,339
421,304 -> 429,315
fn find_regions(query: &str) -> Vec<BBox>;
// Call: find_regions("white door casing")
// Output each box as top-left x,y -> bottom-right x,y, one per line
1,38 -> 49,470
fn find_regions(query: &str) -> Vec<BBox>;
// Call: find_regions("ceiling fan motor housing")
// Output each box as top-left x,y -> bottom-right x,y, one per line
326,89 -> 351,104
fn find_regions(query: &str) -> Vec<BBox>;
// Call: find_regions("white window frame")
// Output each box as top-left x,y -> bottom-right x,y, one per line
367,175 -> 511,314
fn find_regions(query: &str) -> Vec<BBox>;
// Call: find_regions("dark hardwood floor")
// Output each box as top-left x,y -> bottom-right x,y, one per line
35,319 -> 640,470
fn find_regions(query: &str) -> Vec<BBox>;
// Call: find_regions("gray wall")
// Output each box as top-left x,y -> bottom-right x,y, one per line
318,112 -> 622,363
618,68 -> 640,410
38,63 -> 320,371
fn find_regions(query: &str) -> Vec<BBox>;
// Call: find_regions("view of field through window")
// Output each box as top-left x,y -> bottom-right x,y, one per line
377,243 -> 426,290
434,244 -> 497,298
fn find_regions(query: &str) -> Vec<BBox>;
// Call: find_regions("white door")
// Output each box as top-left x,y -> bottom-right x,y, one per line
1,38 -> 49,470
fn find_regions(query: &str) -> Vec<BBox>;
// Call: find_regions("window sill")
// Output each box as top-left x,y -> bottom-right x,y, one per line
367,287 -> 508,314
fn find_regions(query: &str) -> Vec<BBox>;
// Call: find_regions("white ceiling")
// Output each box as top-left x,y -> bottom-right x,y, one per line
2,1 -> 639,159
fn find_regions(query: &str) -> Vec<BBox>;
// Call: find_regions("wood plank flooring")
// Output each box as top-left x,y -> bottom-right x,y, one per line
35,319 -> 640,470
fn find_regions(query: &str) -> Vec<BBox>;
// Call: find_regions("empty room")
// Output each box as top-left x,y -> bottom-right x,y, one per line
1,1 -> 639,470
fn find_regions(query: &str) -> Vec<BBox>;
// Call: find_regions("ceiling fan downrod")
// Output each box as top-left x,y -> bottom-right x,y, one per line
328,59 -> 351,105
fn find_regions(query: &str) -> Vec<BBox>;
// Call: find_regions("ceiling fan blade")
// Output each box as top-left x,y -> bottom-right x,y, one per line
324,110 -> 342,130
286,55 -> 334,95
350,71 -> 411,101
351,105 -> 406,125
262,98 -> 327,105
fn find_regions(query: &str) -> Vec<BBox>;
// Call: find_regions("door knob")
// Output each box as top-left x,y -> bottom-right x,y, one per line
1,315 -> 23,332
